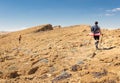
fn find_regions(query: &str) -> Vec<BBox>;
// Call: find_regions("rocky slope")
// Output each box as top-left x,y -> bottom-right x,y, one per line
0,24 -> 120,83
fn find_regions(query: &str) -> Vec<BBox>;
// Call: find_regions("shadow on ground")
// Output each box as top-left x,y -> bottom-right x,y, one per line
99,46 -> 116,50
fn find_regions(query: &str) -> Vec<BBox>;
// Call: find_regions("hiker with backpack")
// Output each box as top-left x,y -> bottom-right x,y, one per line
90,21 -> 103,50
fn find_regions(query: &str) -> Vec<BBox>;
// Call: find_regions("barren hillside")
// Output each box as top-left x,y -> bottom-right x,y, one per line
0,24 -> 120,83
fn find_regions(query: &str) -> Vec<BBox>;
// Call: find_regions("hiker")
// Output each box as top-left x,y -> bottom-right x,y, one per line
90,21 -> 103,49
19,35 -> 22,44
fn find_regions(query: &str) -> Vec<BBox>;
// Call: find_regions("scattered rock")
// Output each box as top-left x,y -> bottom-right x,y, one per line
92,69 -> 108,78
48,47 -> 52,49
4,56 -> 15,60
24,76 -> 35,80
8,66 -> 18,71
1,24 -> 120,82
39,74 -> 48,79
9,71 -> 20,78
114,61 -> 120,66
77,60 -> 84,65
35,24 -> 53,32
32,58 -> 48,66
100,58 -> 114,63
39,58 -> 48,63
0,57 -> 4,62
28,66 -> 39,75
71,64 -> 83,72
90,52 -> 96,58
52,72 -> 72,83
4,71 -> 20,78
53,25 -> 61,29
49,67 -> 56,73
80,44 -> 83,47
79,70 -> 90,77
71,64 -> 79,71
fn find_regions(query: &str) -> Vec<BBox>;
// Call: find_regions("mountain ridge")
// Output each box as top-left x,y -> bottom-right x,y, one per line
0,24 -> 120,83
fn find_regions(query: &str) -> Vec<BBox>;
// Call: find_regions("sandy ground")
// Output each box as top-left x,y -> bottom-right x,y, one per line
0,24 -> 120,83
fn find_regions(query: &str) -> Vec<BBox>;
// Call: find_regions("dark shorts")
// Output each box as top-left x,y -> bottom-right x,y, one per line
94,36 -> 99,40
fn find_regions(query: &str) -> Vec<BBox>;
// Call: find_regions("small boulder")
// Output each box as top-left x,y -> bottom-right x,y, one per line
35,24 -> 53,32
28,66 -> 39,75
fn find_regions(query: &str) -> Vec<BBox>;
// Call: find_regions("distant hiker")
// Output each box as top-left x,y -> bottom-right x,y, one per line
19,35 -> 22,44
90,21 -> 103,49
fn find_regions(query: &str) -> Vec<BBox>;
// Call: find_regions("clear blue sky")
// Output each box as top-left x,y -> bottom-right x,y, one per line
0,0 -> 120,31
